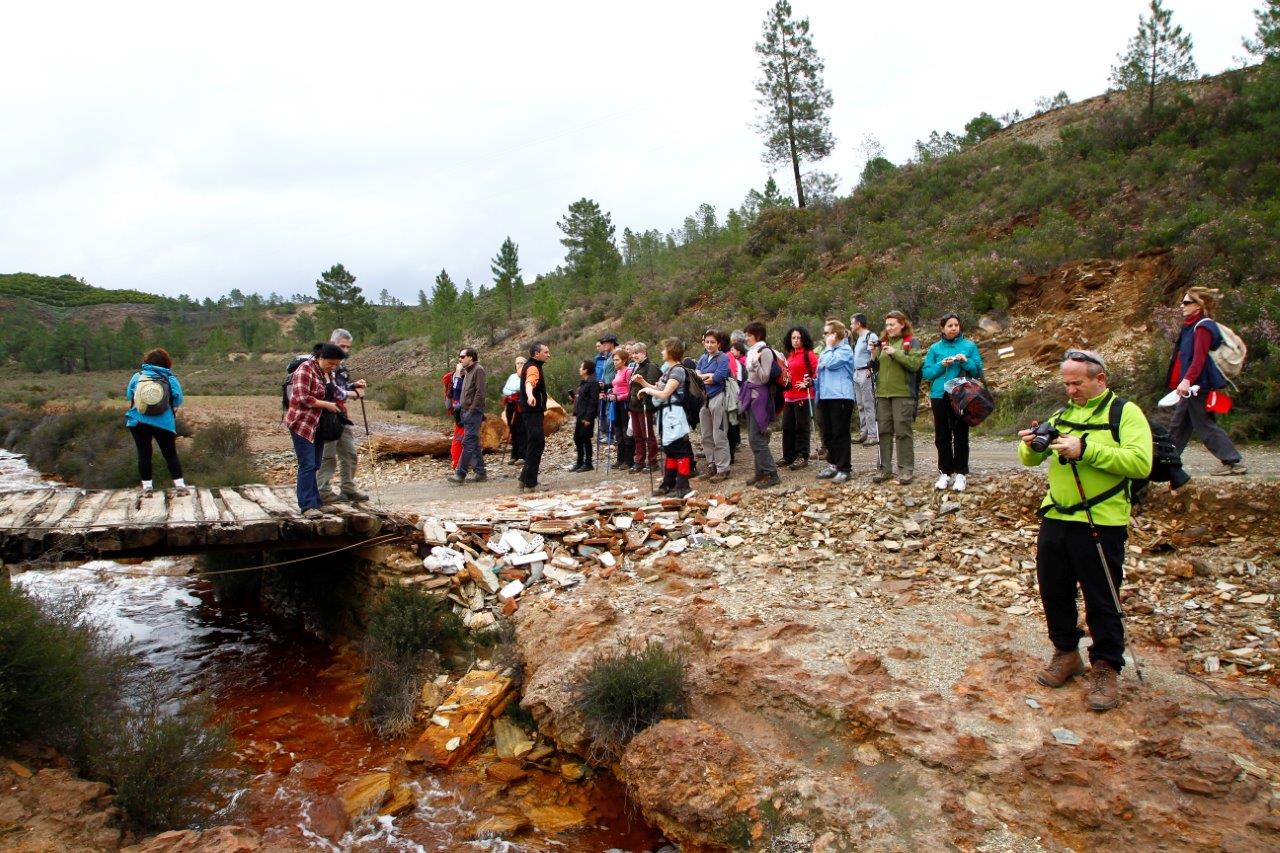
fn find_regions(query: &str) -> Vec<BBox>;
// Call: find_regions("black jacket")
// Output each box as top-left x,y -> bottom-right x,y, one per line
572,379 -> 600,420
627,358 -> 664,412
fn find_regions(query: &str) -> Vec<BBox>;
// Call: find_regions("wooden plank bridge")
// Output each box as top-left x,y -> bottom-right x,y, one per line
0,486 -> 416,563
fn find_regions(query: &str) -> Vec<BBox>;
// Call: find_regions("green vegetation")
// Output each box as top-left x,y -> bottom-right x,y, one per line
0,580 -> 230,831
361,585 -> 468,739
0,273 -> 162,306
574,642 -> 688,756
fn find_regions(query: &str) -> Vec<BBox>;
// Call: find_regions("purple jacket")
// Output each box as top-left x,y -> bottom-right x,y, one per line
739,378 -> 773,434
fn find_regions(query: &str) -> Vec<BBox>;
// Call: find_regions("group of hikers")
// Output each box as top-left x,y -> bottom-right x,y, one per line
124,286 -> 1247,711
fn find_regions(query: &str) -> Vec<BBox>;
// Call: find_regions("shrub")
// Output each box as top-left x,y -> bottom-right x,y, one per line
95,681 -> 230,832
184,421 -> 256,487
361,585 -> 467,738
0,581 -> 229,832
382,382 -> 410,411
574,642 -> 688,756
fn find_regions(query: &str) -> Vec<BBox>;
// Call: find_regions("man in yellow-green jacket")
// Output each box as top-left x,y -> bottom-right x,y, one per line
1018,349 -> 1152,712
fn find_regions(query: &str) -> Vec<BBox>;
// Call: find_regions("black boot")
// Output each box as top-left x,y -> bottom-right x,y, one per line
673,475 -> 691,497
653,469 -> 675,497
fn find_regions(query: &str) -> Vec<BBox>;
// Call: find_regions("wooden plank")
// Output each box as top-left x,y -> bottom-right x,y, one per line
52,490 -> 113,537
25,489 -> 83,533
166,490 -> 206,549
127,488 -> 169,526
0,490 -> 57,531
86,491 -> 138,552
324,502 -> 382,536
215,488 -> 278,543
239,484 -> 314,538
194,489 -> 229,525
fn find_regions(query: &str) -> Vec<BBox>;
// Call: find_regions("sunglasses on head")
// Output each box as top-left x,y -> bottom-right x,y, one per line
1064,349 -> 1104,367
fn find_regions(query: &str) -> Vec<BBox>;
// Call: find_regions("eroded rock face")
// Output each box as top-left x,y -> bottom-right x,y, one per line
0,765 -> 121,852
124,826 -> 262,852
620,720 -> 768,852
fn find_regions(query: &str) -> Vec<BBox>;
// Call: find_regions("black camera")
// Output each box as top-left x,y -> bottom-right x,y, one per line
1029,421 -> 1060,453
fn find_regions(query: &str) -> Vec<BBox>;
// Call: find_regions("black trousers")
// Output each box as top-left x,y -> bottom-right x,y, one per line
573,418 -> 595,467
129,423 -> 183,481
505,403 -> 526,462
727,422 -> 740,463
520,412 -> 545,487
1036,518 -> 1128,671
818,399 -> 854,472
612,400 -> 633,466
780,400 -> 812,463
931,396 -> 970,475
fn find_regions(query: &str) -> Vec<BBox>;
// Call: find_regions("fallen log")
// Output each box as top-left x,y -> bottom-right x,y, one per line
369,398 -> 567,458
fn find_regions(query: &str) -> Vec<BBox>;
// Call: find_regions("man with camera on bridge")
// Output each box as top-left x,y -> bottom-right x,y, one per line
1019,349 -> 1152,712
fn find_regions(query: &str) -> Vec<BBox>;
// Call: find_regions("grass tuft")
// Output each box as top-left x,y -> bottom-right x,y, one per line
574,642 -> 689,757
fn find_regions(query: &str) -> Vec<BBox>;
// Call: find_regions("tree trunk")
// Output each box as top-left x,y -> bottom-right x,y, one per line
780,44 -> 806,208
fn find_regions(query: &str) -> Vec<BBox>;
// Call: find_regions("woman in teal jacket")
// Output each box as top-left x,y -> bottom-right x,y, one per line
922,314 -> 983,492
125,348 -> 187,494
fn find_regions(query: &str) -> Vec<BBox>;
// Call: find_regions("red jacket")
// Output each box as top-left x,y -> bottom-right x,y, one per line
783,349 -> 817,403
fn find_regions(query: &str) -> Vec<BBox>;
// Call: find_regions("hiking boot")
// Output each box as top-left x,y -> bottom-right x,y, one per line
952,474 -> 967,492
629,465 -> 644,474
709,471 -> 730,483
934,473 -> 951,490
816,465 -> 837,479
871,471 -> 892,484
743,474 -> 762,486
1086,661 -> 1120,711
320,491 -> 343,504
342,489 -> 370,502
302,507 -> 325,519
896,473 -> 914,485
832,471 -> 850,484
508,458 -> 523,466
674,476 -> 692,497
1211,463 -> 1247,476
1036,649 -> 1085,688
653,470 -> 675,497
471,472 -> 488,483
754,474 -> 781,489
789,458 -> 808,471
446,472 -> 465,485
644,463 -> 661,473
578,465 -> 593,473
566,463 -> 583,472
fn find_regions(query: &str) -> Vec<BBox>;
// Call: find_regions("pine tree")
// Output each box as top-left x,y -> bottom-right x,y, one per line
1245,0 -> 1280,60
314,263 -> 370,333
754,0 -> 834,208
531,278 -> 561,329
490,236 -> 523,320
557,199 -> 621,293
1109,0 -> 1197,123
430,269 -> 459,359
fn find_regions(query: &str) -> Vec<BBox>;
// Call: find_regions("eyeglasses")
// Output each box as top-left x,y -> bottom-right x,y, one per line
1181,299 -> 1197,306
1064,349 -> 1104,367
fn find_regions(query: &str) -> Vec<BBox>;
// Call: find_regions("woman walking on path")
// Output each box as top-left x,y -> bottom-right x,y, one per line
872,311 -> 923,485
814,320 -> 855,484
637,338 -> 694,497
125,348 -> 188,495
1166,287 -> 1246,476
922,314 -> 983,492
285,343 -> 346,516
780,326 -> 819,470
502,355 -> 527,465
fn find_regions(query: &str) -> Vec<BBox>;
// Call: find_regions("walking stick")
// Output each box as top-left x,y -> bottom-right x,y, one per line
358,393 -> 370,436
806,380 -> 822,460
604,398 -> 615,474
1068,461 -> 1145,684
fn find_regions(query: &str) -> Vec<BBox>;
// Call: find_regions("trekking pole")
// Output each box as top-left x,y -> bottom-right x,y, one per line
358,393 -> 370,436
806,381 -> 822,460
641,406 -> 654,494
604,399 -> 614,474
1068,461 -> 1145,684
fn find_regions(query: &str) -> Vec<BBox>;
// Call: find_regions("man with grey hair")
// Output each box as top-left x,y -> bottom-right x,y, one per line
1018,348 -> 1152,712
319,328 -> 369,502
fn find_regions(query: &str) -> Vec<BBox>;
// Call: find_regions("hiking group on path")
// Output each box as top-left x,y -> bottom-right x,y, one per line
123,287 -> 1250,712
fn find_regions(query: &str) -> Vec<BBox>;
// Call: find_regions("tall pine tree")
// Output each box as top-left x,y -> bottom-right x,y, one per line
557,199 -> 621,293
314,263 -> 370,335
754,1 -> 834,208
430,269 -> 460,361
1109,0 -> 1197,123
490,236 -> 523,320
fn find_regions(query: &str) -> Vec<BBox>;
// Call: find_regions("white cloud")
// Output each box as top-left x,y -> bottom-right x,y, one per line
0,0 -> 1261,300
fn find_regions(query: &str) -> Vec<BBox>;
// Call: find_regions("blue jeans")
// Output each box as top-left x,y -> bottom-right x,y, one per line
291,430 -> 325,510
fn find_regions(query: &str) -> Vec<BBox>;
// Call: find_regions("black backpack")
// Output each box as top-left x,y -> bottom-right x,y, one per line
281,354 -> 310,411
679,358 -> 706,428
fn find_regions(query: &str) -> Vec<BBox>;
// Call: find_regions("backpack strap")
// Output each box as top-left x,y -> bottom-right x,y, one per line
1037,480 -> 1130,517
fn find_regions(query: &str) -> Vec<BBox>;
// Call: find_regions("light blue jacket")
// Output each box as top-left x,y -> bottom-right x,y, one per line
921,335 -> 983,399
816,339 -> 855,401
852,330 -> 879,369
125,364 -> 183,433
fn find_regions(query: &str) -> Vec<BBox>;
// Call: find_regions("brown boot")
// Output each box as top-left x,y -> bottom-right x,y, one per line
1086,661 -> 1120,711
1036,649 -> 1085,688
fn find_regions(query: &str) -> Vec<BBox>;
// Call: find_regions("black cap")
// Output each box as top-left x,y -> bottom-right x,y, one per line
599,333 -> 619,344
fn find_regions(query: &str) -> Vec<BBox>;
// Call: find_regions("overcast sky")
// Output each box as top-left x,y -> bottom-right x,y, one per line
0,0 -> 1262,303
